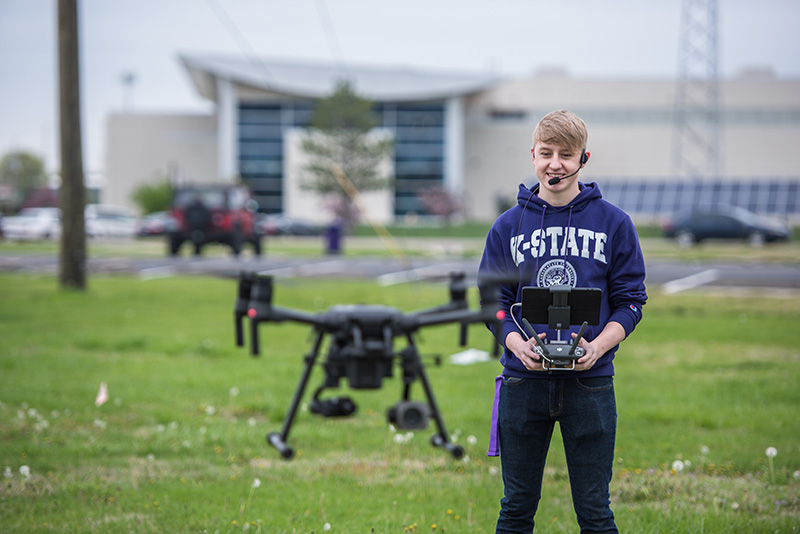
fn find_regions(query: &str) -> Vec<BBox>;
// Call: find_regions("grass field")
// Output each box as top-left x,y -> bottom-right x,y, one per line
1,271 -> 799,533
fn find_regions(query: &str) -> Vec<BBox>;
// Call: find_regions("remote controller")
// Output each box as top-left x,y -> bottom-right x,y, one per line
523,318 -> 588,370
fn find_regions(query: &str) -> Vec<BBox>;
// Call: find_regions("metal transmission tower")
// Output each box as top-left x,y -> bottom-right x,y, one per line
672,0 -> 721,182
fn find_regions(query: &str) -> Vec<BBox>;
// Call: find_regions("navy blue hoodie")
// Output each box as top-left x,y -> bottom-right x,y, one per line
478,182 -> 647,378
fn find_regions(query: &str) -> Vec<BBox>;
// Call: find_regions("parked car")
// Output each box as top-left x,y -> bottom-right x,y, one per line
135,211 -> 176,237
258,214 -> 322,236
661,206 -> 791,247
167,184 -> 262,256
0,207 -> 62,240
85,204 -> 138,238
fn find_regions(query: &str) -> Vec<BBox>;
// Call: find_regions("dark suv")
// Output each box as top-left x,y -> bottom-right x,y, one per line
168,184 -> 263,256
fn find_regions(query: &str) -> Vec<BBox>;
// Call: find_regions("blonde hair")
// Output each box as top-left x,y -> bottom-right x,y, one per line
532,110 -> 588,153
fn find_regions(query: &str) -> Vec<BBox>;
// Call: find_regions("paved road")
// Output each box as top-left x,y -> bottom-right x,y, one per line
1,249 -> 798,293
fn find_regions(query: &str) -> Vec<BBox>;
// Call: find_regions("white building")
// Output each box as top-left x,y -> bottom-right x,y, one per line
104,56 -> 800,222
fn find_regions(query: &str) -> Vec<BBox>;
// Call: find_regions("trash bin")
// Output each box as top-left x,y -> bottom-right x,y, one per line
325,222 -> 341,255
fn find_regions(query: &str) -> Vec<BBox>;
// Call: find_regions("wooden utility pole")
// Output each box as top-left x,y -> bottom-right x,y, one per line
58,0 -> 87,289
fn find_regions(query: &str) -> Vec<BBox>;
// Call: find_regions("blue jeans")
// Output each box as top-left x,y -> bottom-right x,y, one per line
496,376 -> 618,534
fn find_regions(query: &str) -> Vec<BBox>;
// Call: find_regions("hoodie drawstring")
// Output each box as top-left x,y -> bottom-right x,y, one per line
533,204 -> 573,283
535,205 -> 547,275
563,206 -> 573,281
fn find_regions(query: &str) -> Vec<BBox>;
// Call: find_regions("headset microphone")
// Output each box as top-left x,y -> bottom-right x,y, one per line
548,167 -> 581,186
547,150 -> 588,186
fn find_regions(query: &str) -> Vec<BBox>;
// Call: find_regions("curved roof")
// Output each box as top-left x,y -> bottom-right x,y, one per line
180,53 -> 500,102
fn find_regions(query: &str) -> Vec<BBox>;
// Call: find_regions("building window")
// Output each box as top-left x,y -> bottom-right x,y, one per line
238,101 -> 313,214
382,102 -> 446,216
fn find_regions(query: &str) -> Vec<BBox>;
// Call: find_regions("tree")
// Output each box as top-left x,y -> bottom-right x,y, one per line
417,186 -> 463,223
0,151 -> 48,212
301,80 -> 393,227
131,178 -> 173,214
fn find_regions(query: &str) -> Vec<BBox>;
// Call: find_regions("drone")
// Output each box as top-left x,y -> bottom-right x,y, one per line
233,270 -> 502,460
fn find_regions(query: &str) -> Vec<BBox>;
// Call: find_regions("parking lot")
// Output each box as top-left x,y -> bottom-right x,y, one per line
1,236 -> 798,294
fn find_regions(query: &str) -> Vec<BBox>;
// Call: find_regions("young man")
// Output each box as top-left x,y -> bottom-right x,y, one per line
478,110 -> 647,533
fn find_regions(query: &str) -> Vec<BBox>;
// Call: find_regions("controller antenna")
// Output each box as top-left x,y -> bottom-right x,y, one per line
569,321 -> 589,356
521,318 -> 550,356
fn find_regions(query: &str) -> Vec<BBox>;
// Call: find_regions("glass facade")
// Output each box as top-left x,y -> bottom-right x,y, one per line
238,101 -> 314,214
237,100 -> 446,216
377,102 -> 446,216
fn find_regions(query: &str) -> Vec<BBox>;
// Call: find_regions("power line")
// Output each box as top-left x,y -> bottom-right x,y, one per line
313,0 -> 350,81
202,0 -> 275,84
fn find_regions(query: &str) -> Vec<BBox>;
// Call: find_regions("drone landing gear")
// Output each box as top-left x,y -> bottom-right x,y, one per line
398,345 -> 464,460
265,331 -> 463,460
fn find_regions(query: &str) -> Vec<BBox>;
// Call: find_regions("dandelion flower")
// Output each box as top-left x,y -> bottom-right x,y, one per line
766,447 -> 778,484
19,465 -> 31,479
700,445 -> 710,455
323,523 -> 331,531
671,460 -> 685,473
252,477 -> 261,488
4,466 -> 12,479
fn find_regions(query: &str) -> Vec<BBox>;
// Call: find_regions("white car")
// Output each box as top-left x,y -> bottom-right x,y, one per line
85,204 -> 139,238
1,207 -> 62,240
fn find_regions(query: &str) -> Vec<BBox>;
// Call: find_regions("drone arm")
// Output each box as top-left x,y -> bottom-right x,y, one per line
248,306 -> 328,356
256,305 -> 324,326
406,307 -> 499,331
413,299 -> 468,317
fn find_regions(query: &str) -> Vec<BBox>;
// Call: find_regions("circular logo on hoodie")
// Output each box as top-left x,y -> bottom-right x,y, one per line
537,259 -> 577,287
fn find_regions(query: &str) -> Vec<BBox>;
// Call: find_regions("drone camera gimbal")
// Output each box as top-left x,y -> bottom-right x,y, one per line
234,271 -> 500,460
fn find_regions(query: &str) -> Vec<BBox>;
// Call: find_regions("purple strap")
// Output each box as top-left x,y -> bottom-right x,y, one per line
487,375 -> 503,457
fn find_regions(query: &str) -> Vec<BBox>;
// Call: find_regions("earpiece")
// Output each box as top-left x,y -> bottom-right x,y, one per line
580,150 -> 588,165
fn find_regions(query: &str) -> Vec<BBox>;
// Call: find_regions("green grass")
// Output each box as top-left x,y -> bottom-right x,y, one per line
1,273 -> 799,533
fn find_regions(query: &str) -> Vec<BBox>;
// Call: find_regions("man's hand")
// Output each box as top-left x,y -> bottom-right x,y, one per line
505,331 -> 547,371
572,332 -> 600,371
573,321 -> 627,371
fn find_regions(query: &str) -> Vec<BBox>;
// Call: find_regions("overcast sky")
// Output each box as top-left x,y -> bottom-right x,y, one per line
1,0 -> 798,186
